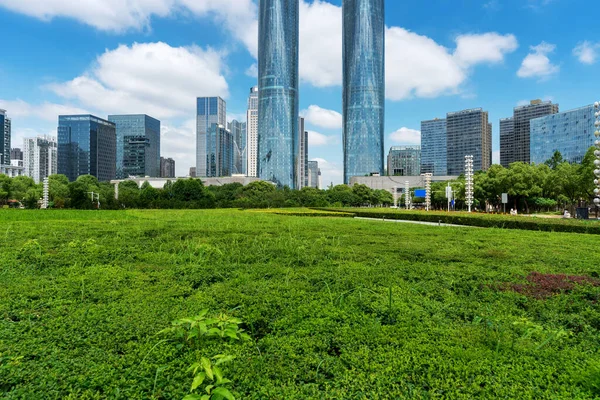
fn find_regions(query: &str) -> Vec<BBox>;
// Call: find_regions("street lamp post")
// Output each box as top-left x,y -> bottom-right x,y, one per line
405,181 -> 410,210
594,101 -> 600,218
423,173 -> 432,211
465,155 -> 474,213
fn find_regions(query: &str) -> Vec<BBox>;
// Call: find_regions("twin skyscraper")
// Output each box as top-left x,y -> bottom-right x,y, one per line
258,0 -> 385,188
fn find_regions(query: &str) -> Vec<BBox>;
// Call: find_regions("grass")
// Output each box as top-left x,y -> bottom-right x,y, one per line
319,207 -> 600,234
1,209 -> 600,399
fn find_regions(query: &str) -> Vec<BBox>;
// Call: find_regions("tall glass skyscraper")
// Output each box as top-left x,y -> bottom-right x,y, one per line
206,124 -> 234,178
57,115 -> 117,182
258,0 -> 299,189
296,117 -> 308,189
446,108 -> 491,175
421,118 -> 447,176
197,97 -> 226,177
227,120 -> 247,175
343,0 -> 385,184
108,114 -> 160,178
0,109 -> 11,166
530,105 -> 595,164
500,100 -> 559,167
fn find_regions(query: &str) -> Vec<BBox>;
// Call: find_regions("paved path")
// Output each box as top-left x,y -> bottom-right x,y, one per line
354,216 -> 477,228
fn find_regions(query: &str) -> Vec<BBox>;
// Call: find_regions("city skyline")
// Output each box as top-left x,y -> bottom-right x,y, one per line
0,1 -> 599,185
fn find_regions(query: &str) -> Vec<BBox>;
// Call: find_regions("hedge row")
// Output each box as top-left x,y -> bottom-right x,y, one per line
313,208 -> 600,235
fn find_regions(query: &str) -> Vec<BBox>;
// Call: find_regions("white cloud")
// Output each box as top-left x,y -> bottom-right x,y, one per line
385,27 -> 465,100
389,127 -> 421,145
299,0 -> 342,87
245,63 -> 258,78
161,118 -> 197,176
47,42 -> 229,119
307,130 -> 338,147
454,33 -> 518,67
311,157 -> 343,187
301,105 -> 342,130
517,42 -> 559,79
0,0 -> 258,54
516,99 -> 530,106
0,99 -> 90,122
573,41 -> 600,65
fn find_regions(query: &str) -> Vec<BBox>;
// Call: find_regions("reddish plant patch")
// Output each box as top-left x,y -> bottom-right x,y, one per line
502,272 -> 600,299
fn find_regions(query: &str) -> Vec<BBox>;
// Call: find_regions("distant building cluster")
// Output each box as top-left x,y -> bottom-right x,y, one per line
2,0 -> 596,190
408,99 -> 596,178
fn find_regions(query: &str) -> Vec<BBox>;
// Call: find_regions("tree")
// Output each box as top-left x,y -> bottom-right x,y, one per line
0,174 -> 10,205
49,174 -> 70,208
545,150 -> 564,170
505,163 -> 543,214
10,176 -> 38,202
118,181 -> 141,208
139,181 -> 159,207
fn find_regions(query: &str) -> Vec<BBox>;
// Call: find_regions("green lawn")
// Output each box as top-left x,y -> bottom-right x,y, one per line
1,209 -> 599,399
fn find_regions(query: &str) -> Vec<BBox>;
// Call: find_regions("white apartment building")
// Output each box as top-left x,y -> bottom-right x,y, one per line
23,135 -> 57,183
246,86 -> 259,177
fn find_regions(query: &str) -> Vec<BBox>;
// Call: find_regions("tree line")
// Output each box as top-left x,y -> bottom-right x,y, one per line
0,148 -> 595,212
0,174 -> 394,209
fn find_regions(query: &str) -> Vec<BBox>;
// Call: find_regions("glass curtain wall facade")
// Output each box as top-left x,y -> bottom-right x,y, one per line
108,115 -> 160,178
446,108 -> 491,175
206,124 -> 234,178
296,117 -> 308,189
502,100 -> 559,166
387,146 -> 421,176
530,105 -> 595,164
258,0 -> 299,188
0,109 -> 11,166
499,117 -> 514,168
343,0 -> 385,184
57,115 -> 116,182
197,97 -> 226,177
308,160 -> 321,189
227,120 -> 248,175
420,118 -> 447,175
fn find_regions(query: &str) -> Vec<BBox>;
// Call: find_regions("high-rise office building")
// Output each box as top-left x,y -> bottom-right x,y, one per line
420,118 -> 447,176
197,97 -> 226,176
343,0 -> 385,184
57,115 -> 117,182
10,148 -> 22,162
308,160 -> 321,189
296,117 -> 308,189
530,104 -> 596,165
228,120 -> 247,175
388,146 -> 421,176
446,108 -> 492,175
499,117 -> 514,167
247,86 -> 259,178
258,0 -> 299,188
23,136 -> 57,183
501,100 -> 559,166
205,124 -> 234,177
108,115 -> 161,178
189,167 -> 197,178
160,157 -> 176,178
0,109 -> 11,166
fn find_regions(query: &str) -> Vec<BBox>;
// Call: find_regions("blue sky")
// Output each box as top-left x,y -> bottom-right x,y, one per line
0,0 -> 598,185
